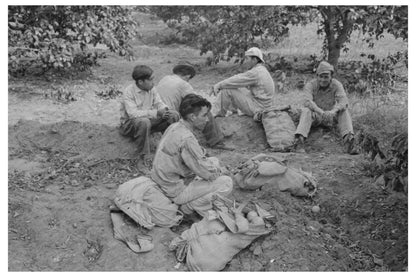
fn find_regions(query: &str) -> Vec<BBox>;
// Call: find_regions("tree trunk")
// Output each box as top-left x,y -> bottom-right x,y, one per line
328,44 -> 341,69
319,6 -> 354,70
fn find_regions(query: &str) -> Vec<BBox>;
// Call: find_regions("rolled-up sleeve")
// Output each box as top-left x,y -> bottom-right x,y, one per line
180,137 -> 220,181
216,69 -> 258,89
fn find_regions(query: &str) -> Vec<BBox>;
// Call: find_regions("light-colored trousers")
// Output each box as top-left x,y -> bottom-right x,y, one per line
213,88 -> 262,117
171,158 -> 233,217
295,108 -> 354,138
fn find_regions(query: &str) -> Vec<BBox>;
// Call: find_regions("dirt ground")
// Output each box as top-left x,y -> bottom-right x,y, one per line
8,18 -> 408,272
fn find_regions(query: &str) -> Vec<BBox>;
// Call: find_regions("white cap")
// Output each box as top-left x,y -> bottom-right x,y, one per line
245,47 -> 265,63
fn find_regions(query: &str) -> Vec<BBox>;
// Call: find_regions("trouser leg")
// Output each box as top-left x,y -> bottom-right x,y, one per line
213,88 -> 261,117
295,108 -> 314,138
202,111 -> 224,146
337,109 -> 354,138
173,175 -> 233,217
120,117 -> 152,155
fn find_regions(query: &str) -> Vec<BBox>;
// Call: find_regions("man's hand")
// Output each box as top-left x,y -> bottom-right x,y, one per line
322,109 -> 337,125
162,109 -> 172,119
304,99 -> 324,115
210,84 -> 221,96
304,99 -> 314,109
157,107 -> 168,118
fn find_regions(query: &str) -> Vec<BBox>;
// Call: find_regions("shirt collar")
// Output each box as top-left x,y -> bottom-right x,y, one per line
179,119 -> 196,133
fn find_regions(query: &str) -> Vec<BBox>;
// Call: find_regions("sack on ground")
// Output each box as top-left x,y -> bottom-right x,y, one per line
234,154 -> 317,197
261,110 -> 296,150
114,176 -> 183,229
169,200 -> 271,271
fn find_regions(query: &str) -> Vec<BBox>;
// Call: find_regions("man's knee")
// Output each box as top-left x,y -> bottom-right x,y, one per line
214,175 -> 233,195
300,107 -> 312,116
130,117 -> 152,138
132,117 -> 151,129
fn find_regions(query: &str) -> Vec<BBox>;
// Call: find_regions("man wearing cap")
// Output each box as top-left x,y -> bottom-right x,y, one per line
119,65 -> 180,169
294,61 -> 358,154
210,47 -> 275,118
156,62 -> 233,150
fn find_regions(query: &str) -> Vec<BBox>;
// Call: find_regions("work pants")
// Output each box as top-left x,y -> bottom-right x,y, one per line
120,114 -> 179,155
295,108 -> 354,138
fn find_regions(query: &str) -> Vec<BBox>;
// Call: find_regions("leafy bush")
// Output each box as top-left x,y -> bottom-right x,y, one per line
358,132 -> 408,194
95,84 -> 123,100
337,50 -> 407,95
8,6 -> 138,76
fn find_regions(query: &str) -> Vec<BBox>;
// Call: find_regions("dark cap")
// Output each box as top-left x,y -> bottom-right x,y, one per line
173,62 -> 196,78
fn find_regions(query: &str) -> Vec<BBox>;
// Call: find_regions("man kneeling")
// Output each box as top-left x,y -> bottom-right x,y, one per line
151,94 -> 233,217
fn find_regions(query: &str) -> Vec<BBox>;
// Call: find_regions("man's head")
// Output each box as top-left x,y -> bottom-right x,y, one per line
132,65 -> 154,91
179,94 -> 212,130
173,63 -> 196,81
316,61 -> 334,88
244,47 -> 264,69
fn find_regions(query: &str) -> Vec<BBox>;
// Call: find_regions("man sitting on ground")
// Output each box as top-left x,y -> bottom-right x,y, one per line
210,47 -> 275,120
151,94 -> 233,217
294,61 -> 358,154
119,65 -> 179,169
156,62 -> 233,150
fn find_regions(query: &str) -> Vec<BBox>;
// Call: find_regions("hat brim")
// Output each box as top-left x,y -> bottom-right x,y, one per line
317,70 -> 332,75
246,55 -> 265,63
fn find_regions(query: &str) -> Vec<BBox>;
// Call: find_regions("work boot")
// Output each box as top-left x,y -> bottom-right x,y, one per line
343,133 -> 359,155
294,134 -> 306,153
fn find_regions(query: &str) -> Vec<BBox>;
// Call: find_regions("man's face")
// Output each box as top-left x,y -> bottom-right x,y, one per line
244,56 -> 258,69
317,72 -> 332,88
137,75 -> 155,91
191,106 -> 209,130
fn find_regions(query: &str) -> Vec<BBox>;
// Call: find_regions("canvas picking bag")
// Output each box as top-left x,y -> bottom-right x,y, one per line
233,154 -> 317,197
261,109 -> 296,151
169,199 -> 272,271
114,176 -> 183,229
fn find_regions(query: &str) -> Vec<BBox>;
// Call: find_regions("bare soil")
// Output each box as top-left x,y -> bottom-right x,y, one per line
8,17 -> 407,271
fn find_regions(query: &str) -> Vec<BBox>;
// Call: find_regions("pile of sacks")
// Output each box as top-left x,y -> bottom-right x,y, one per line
169,197 -> 274,271
110,154 -> 318,270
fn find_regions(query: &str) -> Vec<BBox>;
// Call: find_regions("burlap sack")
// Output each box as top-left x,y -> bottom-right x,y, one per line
234,154 -> 317,197
169,202 -> 271,271
261,110 -> 296,151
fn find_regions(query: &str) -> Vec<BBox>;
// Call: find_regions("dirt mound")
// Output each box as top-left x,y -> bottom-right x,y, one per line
9,119 -> 138,162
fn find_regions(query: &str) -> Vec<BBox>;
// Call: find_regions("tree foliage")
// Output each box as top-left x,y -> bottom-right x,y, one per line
316,5 -> 408,67
8,6 -> 138,76
152,6 -> 311,64
152,6 -> 407,68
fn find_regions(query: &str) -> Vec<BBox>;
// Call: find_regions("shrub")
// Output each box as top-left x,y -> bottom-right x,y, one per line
8,6 -> 138,76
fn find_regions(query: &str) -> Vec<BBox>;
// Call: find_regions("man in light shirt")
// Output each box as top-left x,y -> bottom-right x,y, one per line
211,47 -> 275,119
156,62 -> 233,150
151,94 -> 233,217
119,65 -> 179,169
